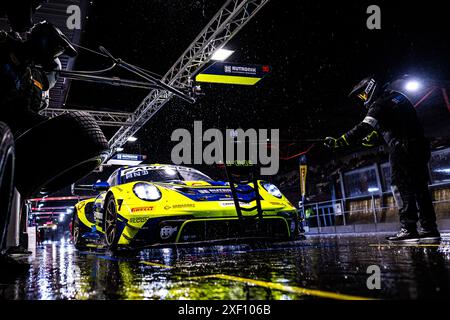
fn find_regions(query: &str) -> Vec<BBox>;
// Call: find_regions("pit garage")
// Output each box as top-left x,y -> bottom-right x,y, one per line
1,0 -> 450,307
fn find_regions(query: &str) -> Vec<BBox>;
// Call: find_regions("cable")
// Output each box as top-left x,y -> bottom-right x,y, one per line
133,64 -> 163,79
65,44 -> 195,103
71,63 -> 117,74
280,144 -> 316,161
72,43 -> 164,78
72,43 -> 108,58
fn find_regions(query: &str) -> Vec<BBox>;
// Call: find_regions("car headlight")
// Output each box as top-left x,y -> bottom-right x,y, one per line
133,183 -> 162,201
261,182 -> 283,198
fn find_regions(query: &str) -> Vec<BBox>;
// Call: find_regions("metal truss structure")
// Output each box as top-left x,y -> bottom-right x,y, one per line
108,0 -> 270,151
40,108 -> 134,127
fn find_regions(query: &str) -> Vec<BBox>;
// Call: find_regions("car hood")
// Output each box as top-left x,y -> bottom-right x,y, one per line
154,180 -> 259,202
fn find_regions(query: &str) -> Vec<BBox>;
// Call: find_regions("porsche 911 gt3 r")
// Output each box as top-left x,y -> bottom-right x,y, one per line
72,164 -> 299,250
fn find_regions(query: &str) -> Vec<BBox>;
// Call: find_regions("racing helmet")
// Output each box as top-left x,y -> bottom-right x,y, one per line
27,21 -> 77,69
348,76 -> 378,107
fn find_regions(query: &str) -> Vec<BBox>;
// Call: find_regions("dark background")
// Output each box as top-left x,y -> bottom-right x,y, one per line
65,0 -> 450,182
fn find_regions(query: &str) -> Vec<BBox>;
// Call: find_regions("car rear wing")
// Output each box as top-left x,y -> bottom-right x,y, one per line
224,163 -> 264,220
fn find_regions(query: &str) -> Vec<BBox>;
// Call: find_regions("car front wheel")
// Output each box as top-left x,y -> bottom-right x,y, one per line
104,195 -> 119,251
72,213 -> 86,249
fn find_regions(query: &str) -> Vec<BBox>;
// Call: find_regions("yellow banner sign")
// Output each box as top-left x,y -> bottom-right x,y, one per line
299,165 -> 307,197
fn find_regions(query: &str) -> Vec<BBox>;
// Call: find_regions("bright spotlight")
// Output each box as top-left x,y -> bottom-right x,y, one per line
127,136 -> 138,142
116,147 -> 124,152
211,48 -> 234,61
405,80 -> 421,92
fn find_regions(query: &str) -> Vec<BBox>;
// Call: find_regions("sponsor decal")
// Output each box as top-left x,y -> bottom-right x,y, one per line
160,226 -> 178,240
131,206 -> 154,213
220,201 -> 252,207
197,188 -> 232,194
172,203 -> 195,209
116,154 -> 142,161
125,169 -> 148,181
226,65 -> 257,75
270,201 -> 283,206
190,182 -> 206,186
129,217 -> 149,224
196,62 -> 271,86
121,165 -> 158,176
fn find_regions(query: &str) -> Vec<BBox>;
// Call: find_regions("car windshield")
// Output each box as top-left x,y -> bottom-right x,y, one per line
120,166 -> 211,184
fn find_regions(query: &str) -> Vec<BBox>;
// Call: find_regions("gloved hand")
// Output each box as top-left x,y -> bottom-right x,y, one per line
324,135 -> 349,149
361,130 -> 379,147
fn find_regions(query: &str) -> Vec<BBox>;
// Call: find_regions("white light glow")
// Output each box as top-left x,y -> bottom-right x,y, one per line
133,183 -> 161,201
127,136 -> 138,142
211,48 -> 234,61
434,168 -> 450,174
116,147 -> 124,152
368,187 -> 380,193
164,167 -> 177,176
405,80 -> 421,92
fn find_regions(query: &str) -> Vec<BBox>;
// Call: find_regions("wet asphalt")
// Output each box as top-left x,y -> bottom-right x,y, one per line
1,234 -> 450,300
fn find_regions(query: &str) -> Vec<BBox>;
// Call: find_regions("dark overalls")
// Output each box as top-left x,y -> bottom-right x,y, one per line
0,31 -> 47,136
345,91 -> 437,231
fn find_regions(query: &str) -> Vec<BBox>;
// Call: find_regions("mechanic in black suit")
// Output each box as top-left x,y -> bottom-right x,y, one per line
324,76 -> 440,243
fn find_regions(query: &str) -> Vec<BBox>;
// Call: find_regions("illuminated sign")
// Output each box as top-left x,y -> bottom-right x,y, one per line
196,62 -> 270,86
106,153 -> 146,166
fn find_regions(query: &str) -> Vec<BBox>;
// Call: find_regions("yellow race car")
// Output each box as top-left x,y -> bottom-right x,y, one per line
71,164 -> 299,250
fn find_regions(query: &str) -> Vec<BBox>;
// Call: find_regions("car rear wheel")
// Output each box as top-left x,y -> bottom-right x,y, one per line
0,123 -> 15,252
104,195 -> 119,251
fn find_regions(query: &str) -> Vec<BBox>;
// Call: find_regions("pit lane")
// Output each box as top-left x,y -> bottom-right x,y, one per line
1,234 -> 450,300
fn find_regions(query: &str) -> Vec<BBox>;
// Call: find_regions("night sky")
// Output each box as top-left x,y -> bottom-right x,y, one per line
66,0 -> 450,181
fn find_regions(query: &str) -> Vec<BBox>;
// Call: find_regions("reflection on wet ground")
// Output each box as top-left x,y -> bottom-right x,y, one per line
1,234 -> 450,300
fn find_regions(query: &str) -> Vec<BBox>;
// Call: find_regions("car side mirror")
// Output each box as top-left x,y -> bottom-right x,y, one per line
92,181 -> 109,191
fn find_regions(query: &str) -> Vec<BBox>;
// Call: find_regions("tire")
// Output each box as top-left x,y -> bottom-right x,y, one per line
72,213 -> 86,249
104,195 -> 119,251
0,122 -> 15,252
14,111 -> 109,198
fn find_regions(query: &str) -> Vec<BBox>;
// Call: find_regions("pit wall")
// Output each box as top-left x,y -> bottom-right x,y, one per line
304,186 -> 450,234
